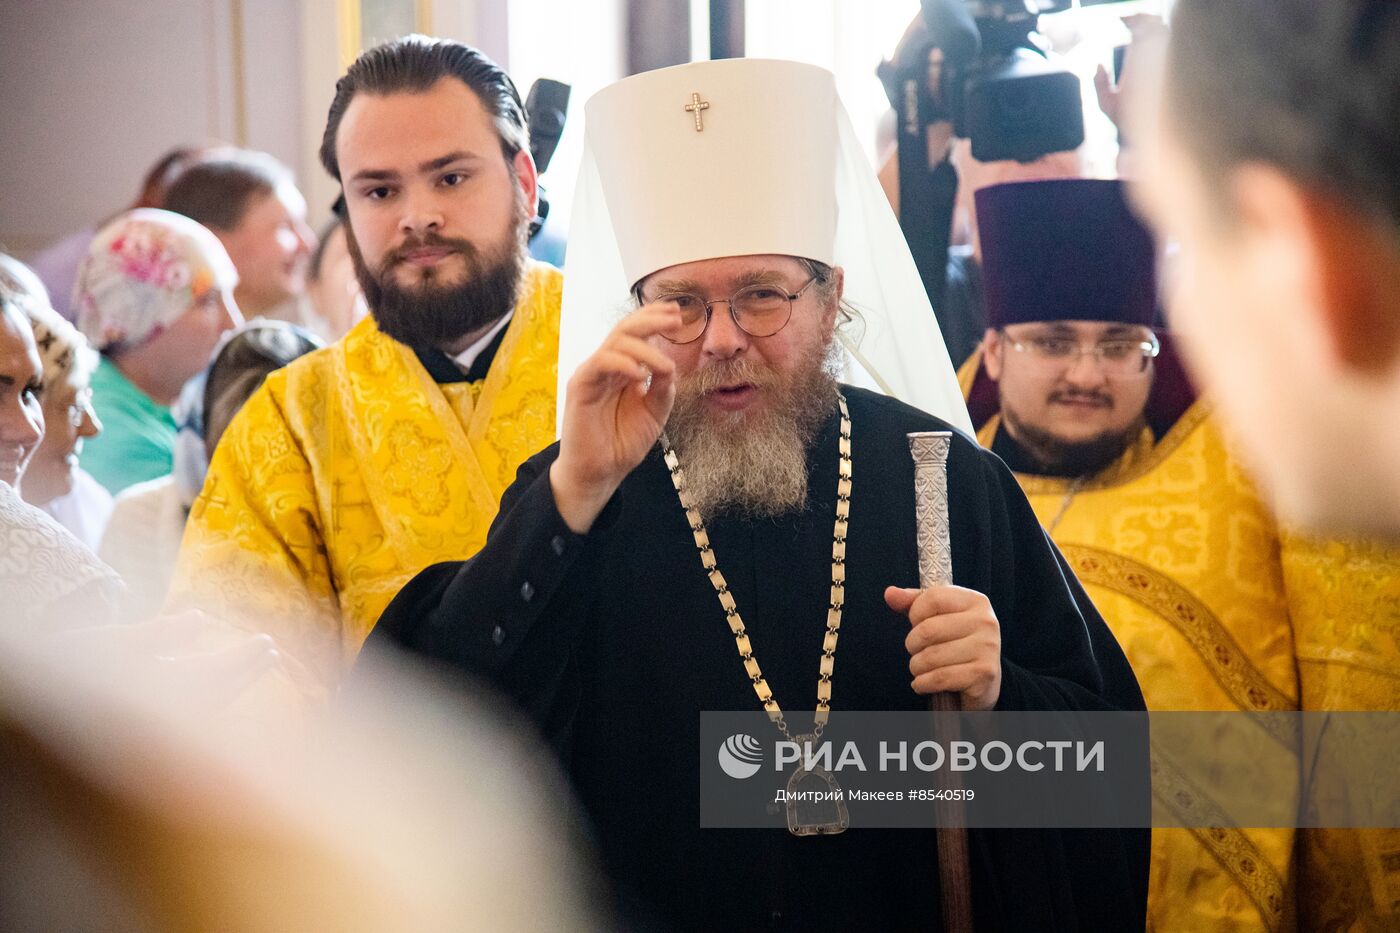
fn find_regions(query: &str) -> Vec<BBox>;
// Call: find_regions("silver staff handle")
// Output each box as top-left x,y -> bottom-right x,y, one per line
908,430 -> 974,933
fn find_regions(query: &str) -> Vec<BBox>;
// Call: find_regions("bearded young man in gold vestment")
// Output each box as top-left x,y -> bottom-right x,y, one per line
170,37 -> 561,693
961,179 -> 1304,932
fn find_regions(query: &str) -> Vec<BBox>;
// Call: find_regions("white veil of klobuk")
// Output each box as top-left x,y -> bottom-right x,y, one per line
556,57 -> 972,436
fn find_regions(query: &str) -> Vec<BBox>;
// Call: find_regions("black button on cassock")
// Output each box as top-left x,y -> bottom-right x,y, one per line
491,625 -> 506,646
520,580 -> 535,602
550,535 -> 566,556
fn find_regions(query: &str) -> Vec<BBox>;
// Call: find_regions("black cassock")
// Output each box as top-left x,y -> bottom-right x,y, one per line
372,387 -> 1149,932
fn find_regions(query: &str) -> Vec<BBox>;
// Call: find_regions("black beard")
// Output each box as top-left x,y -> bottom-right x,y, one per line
1002,410 -> 1146,478
346,213 -> 527,350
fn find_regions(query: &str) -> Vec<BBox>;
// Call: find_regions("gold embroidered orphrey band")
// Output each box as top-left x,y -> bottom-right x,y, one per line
660,394 -> 853,836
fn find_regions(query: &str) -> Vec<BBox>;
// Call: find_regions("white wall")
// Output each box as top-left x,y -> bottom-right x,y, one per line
0,0 -> 626,259
505,0 -> 626,230
746,0 -> 920,163
0,0 -> 308,258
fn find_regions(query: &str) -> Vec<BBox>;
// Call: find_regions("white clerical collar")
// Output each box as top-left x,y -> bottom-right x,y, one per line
451,311 -> 514,374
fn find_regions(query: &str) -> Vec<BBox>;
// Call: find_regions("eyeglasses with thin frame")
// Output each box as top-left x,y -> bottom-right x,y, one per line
648,275 -> 820,345
1001,329 -> 1161,378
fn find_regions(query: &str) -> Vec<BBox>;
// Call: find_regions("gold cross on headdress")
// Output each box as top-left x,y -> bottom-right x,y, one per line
684,92 -> 710,132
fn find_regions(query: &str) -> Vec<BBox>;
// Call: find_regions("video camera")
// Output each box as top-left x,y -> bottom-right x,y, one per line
878,0 -> 1085,166
524,78 -> 571,241
878,0 -> 1128,317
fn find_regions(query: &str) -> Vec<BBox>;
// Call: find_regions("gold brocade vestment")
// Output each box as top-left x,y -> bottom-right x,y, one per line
170,262 -> 562,694
1280,532 -> 1400,931
977,400 -> 1302,933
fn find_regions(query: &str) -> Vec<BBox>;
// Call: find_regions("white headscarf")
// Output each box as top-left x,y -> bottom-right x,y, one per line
558,58 -> 972,435
0,254 -> 99,390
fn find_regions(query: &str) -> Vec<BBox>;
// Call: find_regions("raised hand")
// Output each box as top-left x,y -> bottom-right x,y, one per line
550,302 -> 681,533
884,584 -> 1002,711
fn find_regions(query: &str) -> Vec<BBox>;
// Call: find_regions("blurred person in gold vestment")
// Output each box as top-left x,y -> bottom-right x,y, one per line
1128,2 -> 1400,928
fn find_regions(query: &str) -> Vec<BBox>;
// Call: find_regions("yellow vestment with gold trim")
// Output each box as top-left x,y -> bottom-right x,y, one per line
170,262 -> 562,692
1280,532 -> 1400,931
969,369 -> 1301,931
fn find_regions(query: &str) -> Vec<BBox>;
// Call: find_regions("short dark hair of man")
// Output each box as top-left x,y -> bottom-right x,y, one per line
133,146 -> 205,210
318,34 -> 529,181
162,149 -> 295,232
1166,0 -> 1400,236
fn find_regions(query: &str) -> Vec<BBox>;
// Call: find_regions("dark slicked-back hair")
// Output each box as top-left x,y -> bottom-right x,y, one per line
163,149 -> 294,231
1166,0 -> 1400,235
319,34 -> 529,181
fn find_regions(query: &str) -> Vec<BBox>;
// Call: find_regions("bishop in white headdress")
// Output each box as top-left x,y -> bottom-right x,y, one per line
559,57 -> 973,433
374,58 -> 1148,931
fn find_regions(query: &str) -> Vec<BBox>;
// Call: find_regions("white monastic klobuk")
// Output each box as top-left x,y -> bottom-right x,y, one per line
558,57 -> 974,434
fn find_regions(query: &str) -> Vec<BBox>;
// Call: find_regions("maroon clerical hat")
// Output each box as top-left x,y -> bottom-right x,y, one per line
975,179 -> 1157,328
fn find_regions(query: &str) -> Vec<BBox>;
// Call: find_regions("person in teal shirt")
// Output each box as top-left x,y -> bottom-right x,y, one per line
83,355 -> 178,493
74,209 -> 242,494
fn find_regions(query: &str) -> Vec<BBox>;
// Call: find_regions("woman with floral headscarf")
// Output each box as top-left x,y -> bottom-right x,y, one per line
75,209 -> 242,495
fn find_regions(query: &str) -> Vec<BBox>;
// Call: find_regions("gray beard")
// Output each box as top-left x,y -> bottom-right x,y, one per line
665,337 -> 842,519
